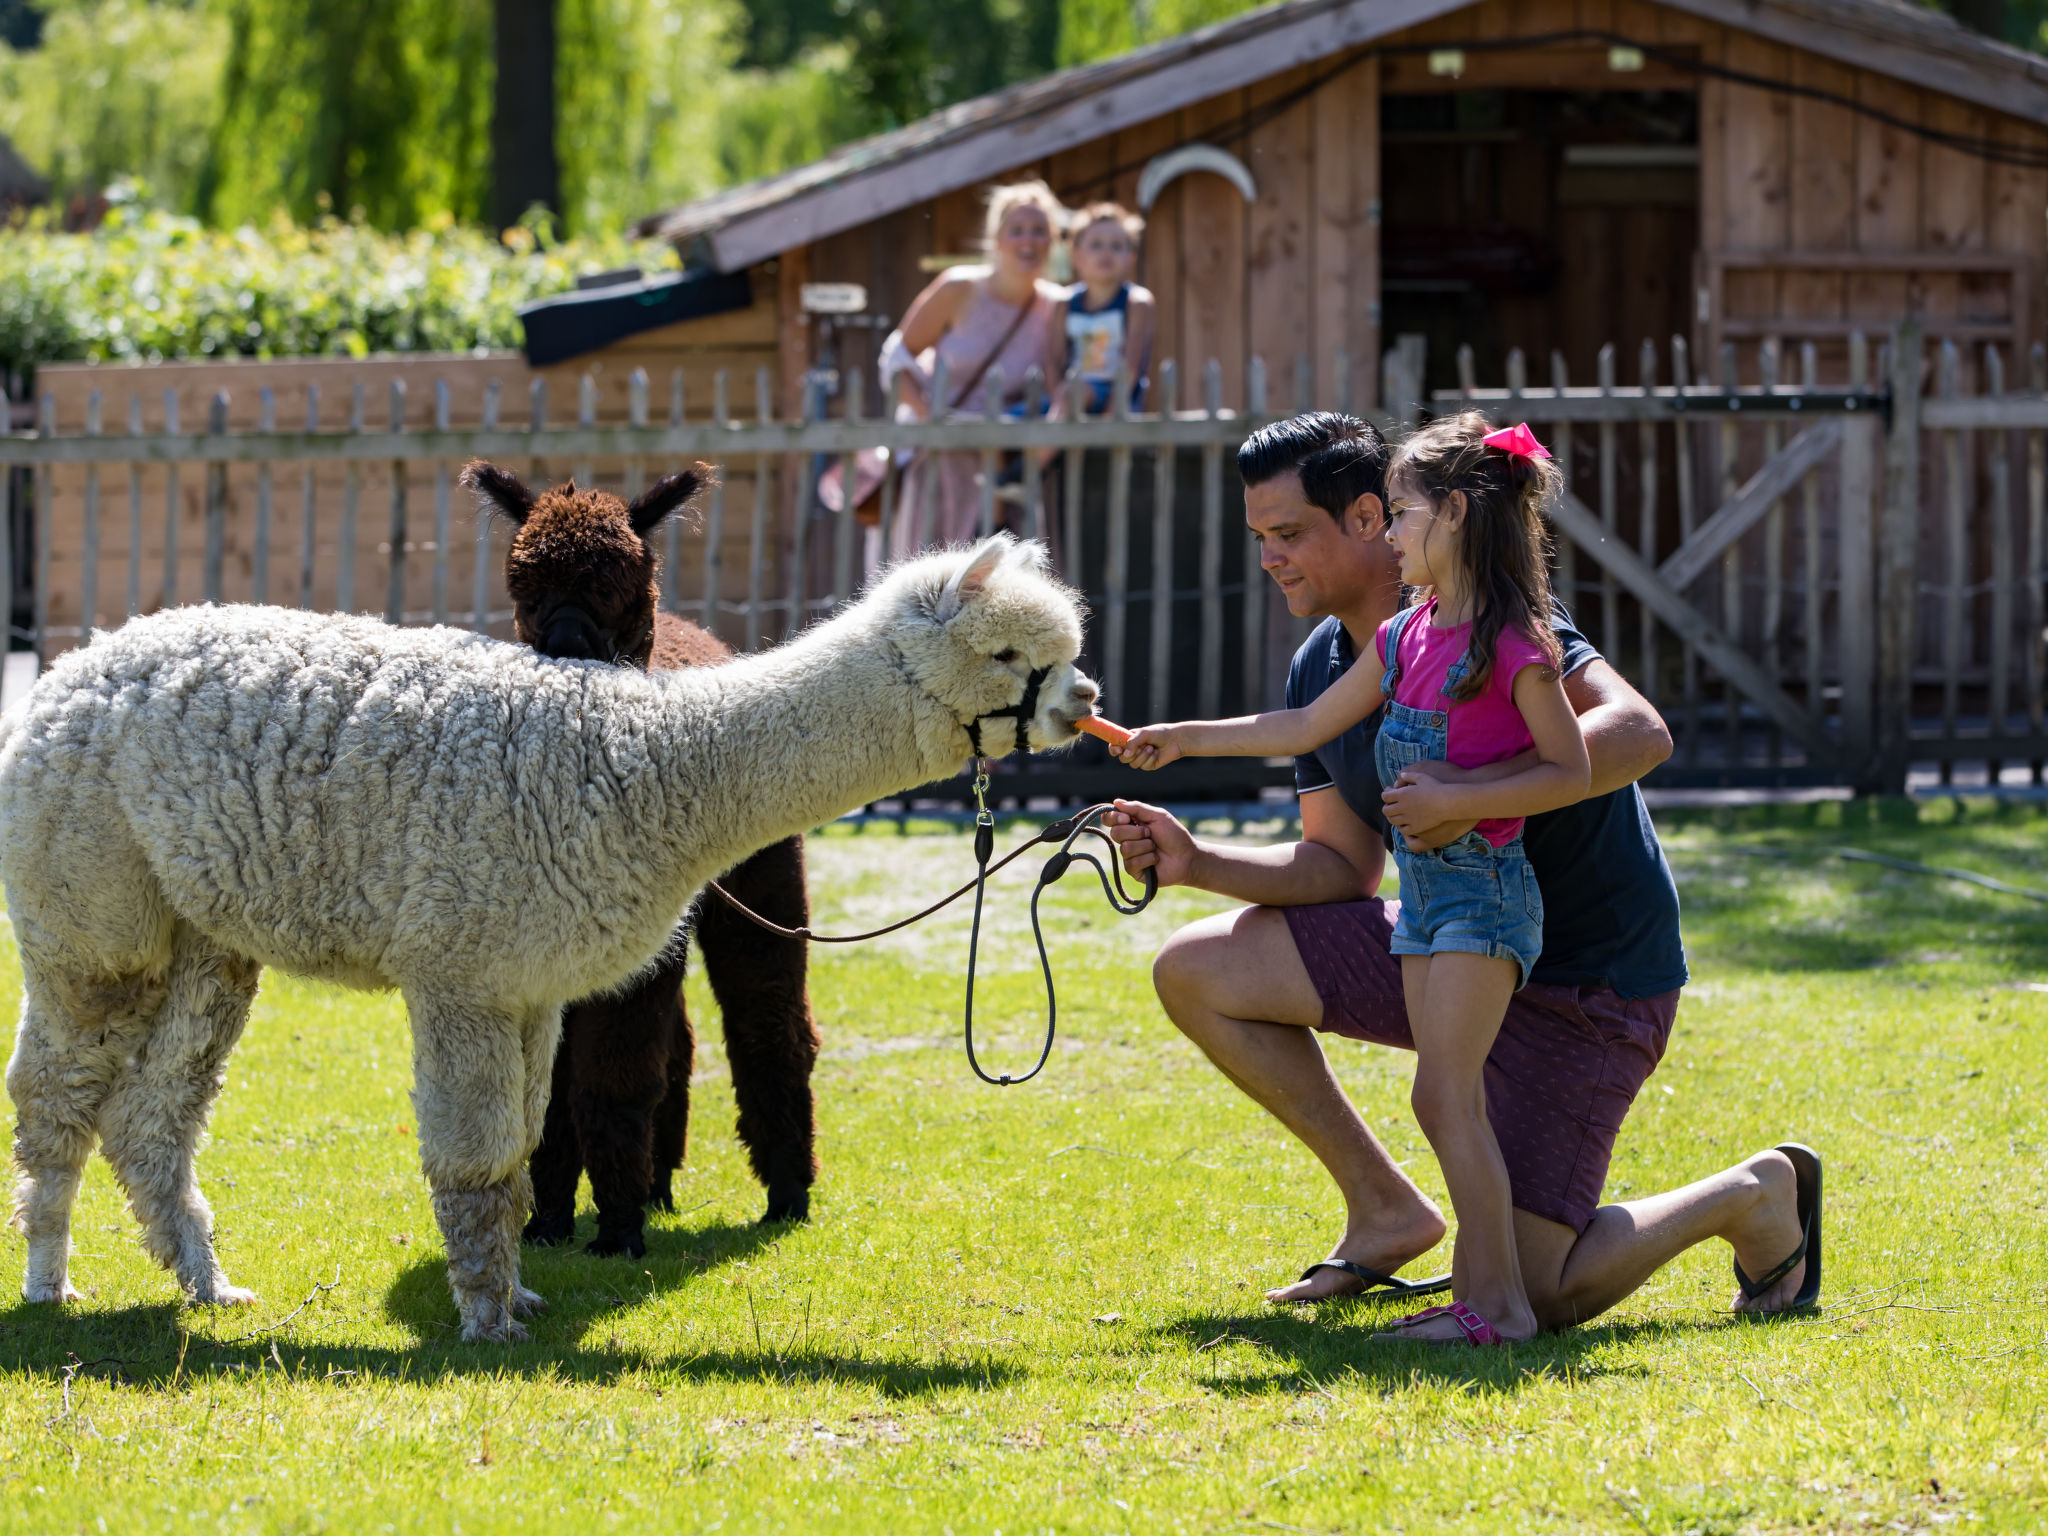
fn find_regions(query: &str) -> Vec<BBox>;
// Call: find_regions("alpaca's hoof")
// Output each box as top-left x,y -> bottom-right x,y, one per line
459,1299 -> 530,1344
761,1187 -> 811,1225
584,1228 -> 646,1259
23,1279 -> 81,1304
192,1281 -> 259,1307
522,1213 -> 575,1247
644,1181 -> 676,1214
510,1283 -> 548,1318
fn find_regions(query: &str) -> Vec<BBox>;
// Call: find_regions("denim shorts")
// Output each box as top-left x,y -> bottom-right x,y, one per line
1389,829 -> 1545,989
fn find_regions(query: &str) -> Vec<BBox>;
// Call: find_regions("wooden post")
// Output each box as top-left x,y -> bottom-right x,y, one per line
1672,336 -> 1700,764
1713,343 -> 1741,767
1023,366 -> 1045,545
384,380 -> 407,624
1598,343 -> 1619,656
338,382 -> 362,614
302,383 -> 322,612
81,390 -> 100,635
35,394 -> 52,667
1149,360 -> 1177,722
205,391 -> 230,607
1637,340 -> 1659,709
1243,357 -> 1268,713
162,388 -> 181,612
626,367 -> 648,504
1105,367 -> 1134,710
664,370 -> 685,614
1938,339 -> 1963,782
1838,335 -> 1876,783
977,366 -> 1002,542
1985,345 -> 2011,780
1759,339 -> 1783,767
1878,320 -> 1923,795
1799,343 -> 1822,738
747,368 -> 771,651
2030,344 -> 2046,783
1198,360 -> 1225,718
1549,351 -> 1576,629
125,394 -> 143,619
701,369 -> 728,638
833,365 -> 864,608
257,386 -> 278,609
430,380 -> 450,625
471,380 -> 499,630
1061,375 -> 1087,590
574,371 -> 596,487
787,371 -> 817,640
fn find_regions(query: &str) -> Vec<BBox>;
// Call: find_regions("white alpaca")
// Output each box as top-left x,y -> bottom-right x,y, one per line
0,533 -> 1094,1341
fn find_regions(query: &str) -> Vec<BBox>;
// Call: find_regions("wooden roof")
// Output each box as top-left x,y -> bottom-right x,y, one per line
642,0 -> 2048,274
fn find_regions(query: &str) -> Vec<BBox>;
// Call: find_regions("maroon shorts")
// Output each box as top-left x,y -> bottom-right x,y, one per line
1282,897 -> 1678,1233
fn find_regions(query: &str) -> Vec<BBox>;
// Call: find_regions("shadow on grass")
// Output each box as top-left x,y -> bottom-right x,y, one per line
1152,1307 -> 1694,1396
0,1216 -> 1019,1397
0,1296 -> 1019,1398
379,1213 -> 785,1343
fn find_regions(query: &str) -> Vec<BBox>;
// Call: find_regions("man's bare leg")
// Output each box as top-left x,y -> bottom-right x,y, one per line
1151,906 -> 1447,1302
1515,1149 -> 1810,1329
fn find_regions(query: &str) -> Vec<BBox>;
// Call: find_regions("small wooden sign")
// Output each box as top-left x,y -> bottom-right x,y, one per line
801,282 -> 869,315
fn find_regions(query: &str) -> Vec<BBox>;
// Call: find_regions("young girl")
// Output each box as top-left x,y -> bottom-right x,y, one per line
1048,203 -> 1155,415
1117,413 -> 1591,1345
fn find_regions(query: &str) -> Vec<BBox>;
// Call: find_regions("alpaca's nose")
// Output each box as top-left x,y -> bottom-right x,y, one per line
540,605 -> 608,661
1071,675 -> 1100,706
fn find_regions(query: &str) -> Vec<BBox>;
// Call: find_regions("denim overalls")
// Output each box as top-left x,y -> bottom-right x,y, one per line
1374,604 -> 1545,988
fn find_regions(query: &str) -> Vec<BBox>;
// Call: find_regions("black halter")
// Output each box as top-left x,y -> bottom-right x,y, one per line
965,663 -> 1052,759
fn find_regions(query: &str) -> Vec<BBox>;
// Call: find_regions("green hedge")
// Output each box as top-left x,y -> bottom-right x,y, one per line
0,197 -> 674,383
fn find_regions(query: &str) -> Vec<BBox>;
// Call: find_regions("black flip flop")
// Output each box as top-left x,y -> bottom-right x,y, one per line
1282,1259 -> 1453,1304
1733,1141 -> 1822,1313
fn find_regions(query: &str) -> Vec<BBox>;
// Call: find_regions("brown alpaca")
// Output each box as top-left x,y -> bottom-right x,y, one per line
462,461 -> 820,1256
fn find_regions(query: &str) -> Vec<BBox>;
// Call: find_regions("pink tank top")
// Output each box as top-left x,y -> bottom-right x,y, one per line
931,277 -> 1056,413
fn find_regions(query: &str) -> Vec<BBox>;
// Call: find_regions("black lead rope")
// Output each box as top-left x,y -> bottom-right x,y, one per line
958,757 -> 1156,1086
702,743 -> 1157,1087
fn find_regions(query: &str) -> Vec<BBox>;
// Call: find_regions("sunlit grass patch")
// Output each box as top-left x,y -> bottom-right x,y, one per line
0,803 -> 2043,1533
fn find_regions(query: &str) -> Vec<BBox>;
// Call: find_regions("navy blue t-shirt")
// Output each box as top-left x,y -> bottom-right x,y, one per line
1285,607 -> 1688,999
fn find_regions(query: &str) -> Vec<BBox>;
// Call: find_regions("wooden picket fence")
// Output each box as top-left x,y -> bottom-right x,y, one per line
1,321 -> 2042,800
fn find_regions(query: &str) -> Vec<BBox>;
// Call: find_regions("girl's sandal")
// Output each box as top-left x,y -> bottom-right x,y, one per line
1371,1301 -> 1504,1346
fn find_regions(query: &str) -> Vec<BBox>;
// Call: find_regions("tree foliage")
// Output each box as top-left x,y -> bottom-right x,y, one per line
0,0 -> 227,213
0,194 -> 670,378
1055,0 -> 1259,66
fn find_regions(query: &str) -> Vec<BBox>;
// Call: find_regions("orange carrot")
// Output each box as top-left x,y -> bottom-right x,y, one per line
1075,716 -> 1134,749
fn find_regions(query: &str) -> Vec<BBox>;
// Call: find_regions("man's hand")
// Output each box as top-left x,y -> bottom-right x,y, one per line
1381,759 -> 1482,851
1103,799 -> 1197,887
1381,770 -> 1463,834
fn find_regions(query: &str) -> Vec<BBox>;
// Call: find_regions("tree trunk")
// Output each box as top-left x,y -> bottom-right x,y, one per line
492,0 -> 559,231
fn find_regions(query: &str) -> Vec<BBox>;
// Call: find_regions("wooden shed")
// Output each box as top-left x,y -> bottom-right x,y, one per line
641,0 -> 2048,407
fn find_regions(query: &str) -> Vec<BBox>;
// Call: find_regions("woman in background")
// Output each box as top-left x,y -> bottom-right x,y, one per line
879,179 -> 1067,558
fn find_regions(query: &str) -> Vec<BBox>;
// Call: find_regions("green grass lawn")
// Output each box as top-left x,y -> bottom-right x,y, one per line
1,799 -> 2045,1533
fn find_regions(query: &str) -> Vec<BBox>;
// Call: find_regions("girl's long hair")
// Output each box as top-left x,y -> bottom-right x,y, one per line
1389,411 -> 1563,701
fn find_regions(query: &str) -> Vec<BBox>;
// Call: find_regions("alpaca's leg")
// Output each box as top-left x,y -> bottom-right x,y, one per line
409,993 -> 552,1342
646,988 -> 694,1214
94,927 -> 262,1305
8,958 -> 169,1303
522,1009 -> 582,1247
571,954 -> 685,1259
698,837 -> 820,1224
509,1003 -> 557,1317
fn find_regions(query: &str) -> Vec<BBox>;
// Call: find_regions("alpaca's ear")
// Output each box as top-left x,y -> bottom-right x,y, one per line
627,465 -> 711,537
935,536 -> 1012,622
460,460 -> 537,526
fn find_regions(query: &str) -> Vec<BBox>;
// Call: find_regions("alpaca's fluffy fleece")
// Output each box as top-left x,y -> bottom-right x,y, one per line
0,536 -> 1092,1340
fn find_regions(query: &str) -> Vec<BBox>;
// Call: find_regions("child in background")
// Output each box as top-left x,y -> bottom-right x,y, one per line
1114,414 -> 1592,1346
1050,203 -> 1155,414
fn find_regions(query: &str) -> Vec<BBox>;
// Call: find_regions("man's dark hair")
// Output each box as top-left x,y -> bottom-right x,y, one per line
1236,411 -> 1390,520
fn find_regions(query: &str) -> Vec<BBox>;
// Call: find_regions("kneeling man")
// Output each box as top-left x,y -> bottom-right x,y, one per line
1106,412 -> 1818,1337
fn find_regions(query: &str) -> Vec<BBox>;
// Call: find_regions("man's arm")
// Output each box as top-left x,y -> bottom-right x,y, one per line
1386,656 -> 1673,846
1104,787 -> 1385,906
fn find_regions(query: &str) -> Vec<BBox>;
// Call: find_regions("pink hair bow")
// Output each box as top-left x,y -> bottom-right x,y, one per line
1482,422 -> 1551,460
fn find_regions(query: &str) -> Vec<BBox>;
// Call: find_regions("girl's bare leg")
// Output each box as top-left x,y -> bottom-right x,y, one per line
1395,952 -> 1539,1341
